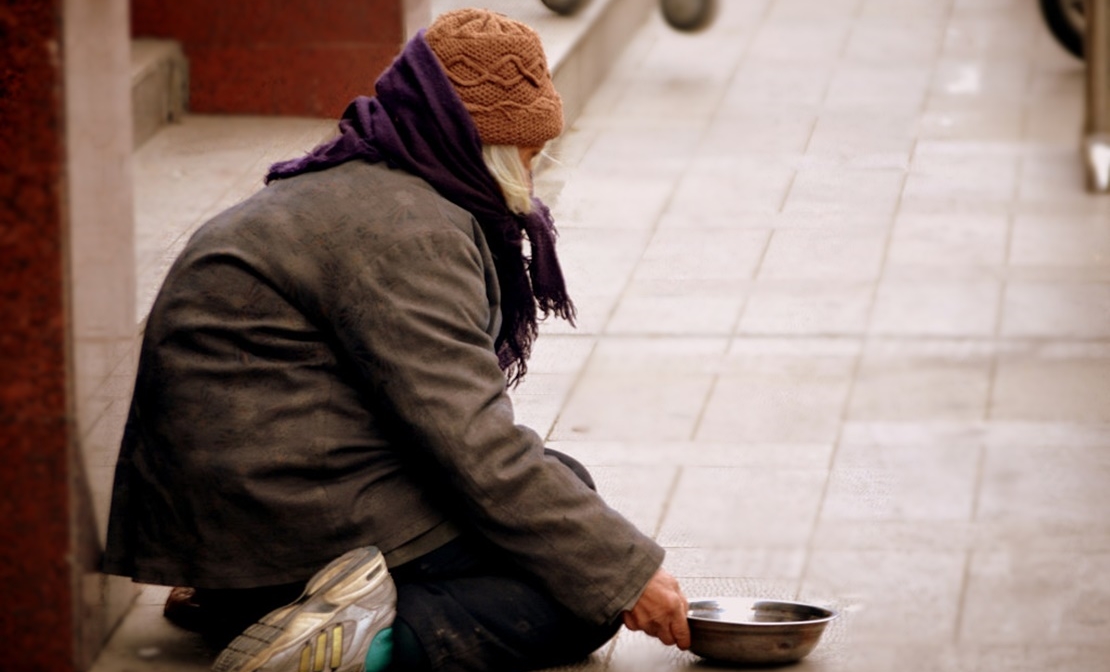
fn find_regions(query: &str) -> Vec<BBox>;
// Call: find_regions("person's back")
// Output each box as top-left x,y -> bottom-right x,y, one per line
106,161 -> 490,587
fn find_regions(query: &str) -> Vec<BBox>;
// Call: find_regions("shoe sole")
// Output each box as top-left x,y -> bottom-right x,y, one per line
212,547 -> 393,672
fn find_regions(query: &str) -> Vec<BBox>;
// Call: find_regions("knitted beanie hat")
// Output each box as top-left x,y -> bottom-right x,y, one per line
425,8 -> 564,147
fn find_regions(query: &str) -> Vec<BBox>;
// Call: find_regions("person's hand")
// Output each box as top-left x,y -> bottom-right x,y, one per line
622,567 -> 691,649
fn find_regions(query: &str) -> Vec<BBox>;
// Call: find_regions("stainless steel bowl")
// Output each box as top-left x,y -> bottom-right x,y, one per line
687,597 -> 836,666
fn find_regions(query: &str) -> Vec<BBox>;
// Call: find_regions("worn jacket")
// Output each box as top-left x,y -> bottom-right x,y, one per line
103,160 -> 664,625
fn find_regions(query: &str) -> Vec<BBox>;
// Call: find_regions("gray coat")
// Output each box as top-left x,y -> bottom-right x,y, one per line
103,160 -> 663,625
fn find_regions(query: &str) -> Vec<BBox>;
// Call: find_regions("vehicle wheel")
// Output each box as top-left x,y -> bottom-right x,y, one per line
661,0 -> 718,32
541,0 -> 586,16
1039,0 -> 1085,59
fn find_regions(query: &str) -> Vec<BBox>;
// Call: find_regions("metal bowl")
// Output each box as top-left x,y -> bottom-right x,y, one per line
687,597 -> 836,666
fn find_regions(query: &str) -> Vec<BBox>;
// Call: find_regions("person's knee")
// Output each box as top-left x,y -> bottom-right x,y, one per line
544,448 -> 596,491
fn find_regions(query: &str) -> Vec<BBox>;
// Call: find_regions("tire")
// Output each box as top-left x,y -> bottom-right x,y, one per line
541,0 -> 586,16
661,0 -> 718,32
1039,0 -> 1086,59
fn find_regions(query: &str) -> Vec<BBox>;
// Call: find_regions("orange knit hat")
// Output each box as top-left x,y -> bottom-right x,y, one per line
425,8 -> 564,147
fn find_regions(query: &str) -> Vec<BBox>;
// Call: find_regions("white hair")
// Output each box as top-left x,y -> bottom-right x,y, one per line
482,144 -> 535,215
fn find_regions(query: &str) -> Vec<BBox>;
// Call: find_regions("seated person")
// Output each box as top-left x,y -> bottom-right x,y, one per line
102,9 -> 690,672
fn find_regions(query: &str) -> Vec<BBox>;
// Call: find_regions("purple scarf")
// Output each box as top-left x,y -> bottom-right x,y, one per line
267,31 -> 574,385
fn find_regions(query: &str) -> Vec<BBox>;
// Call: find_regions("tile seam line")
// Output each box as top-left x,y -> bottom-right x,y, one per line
795,3 -> 946,585
690,0 -> 771,441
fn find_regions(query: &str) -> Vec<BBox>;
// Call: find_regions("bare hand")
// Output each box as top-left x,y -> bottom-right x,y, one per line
622,568 -> 691,649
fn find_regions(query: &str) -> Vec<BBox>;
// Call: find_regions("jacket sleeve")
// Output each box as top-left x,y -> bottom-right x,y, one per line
327,225 -> 664,625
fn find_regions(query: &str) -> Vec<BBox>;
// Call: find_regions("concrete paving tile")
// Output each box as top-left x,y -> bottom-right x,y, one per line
605,630 -> 691,672
1010,213 -> 1110,277
869,278 -> 1001,337
961,551 -> 1110,644
88,604 -> 213,672
589,335 -> 729,374
840,419 -> 989,446
847,341 -> 992,421
748,19 -> 853,64
975,519 -> 1110,554
887,211 -> 1009,269
768,0 -> 860,21
664,156 -> 797,219
82,397 -> 129,468
723,60 -> 835,108
737,280 -> 874,337
822,442 -> 981,521
589,464 -> 676,537
1015,151 -> 1110,213
942,16 -> 1042,61
541,291 -> 617,336
980,417 -> 1110,446
1028,59 -> 1085,100
782,166 -> 905,216
759,228 -> 888,282
801,550 -> 967,644
555,227 -> 652,296
920,105 -> 1024,143
824,64 -> 933,107
977,443 -> 1110,521
554,174 -> 676,229
928,59 -> 1031,104
698,376 -> 851,444
759,210 -> 895,231
806,107 -> 918,160
681,576 -> 802,601
608,79 -> 725,125
633,228 -> 770,282
860,0 -> 952,19
525,335 -> 597,375
994,355 -> 1110,419
843,16 -> 947,64
576,126 -> 703,178
1023,100 -> 1085,146
656,466 -> 827,547
511,372 -> 577,436
551,440 -> 832,469
606,292 -> 746,336
551,373 -> 714,441
724,335 -> 864,362
950,646 -> 1110,672
822,643 -> 1109,672
702,107 -> 817,155
665,546 -> 807,580
813,519 -> 977,552
1000,281 -> 1110,338
633,18 -> 751,81
902,151 -> 1020,207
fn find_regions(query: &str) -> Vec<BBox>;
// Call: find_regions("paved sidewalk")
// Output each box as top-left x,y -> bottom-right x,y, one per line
93,0 -> 1110,670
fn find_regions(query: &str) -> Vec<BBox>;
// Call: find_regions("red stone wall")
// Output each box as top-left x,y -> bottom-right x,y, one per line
132,0 -> 407,117
0,1 -> 77,670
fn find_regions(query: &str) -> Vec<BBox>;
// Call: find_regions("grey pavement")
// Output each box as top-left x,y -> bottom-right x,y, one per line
92,0 -> 1110,670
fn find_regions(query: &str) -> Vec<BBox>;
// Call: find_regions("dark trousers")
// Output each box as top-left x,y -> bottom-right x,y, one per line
190,450 -> 620,672
391,448 -> 620,672
390,532 -> 620,672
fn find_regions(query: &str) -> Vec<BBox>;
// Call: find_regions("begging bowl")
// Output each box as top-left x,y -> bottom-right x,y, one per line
686,597 -> 836,667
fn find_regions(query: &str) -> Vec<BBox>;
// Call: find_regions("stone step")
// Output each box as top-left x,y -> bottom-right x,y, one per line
130,38 -> 188,149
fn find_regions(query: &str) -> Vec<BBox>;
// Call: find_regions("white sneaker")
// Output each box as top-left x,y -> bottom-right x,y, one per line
212,547 -> 396,672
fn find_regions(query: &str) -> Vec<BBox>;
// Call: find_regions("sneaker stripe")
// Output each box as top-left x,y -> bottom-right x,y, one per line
313,632 -> 327,671
329,625 -> 342,670
299,644 -> 312,672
